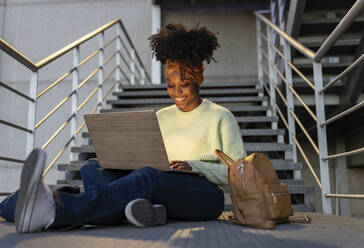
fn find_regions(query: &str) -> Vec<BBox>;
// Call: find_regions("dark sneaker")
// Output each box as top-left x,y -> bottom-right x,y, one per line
15,148 -> 55,233
125,198 -> 167,227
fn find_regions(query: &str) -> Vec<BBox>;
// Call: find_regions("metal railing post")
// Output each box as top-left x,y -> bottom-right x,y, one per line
141,68 -> 145,85
266,26 -> 279,136
282,41 -> 299,178
313,61 -> 332,214
98,31 -> 105,112
25,71 -> 38,156
130,49 -> 136,85
115,22 -> 122,92
70,46 -> 79,161
256,17 -> 264,98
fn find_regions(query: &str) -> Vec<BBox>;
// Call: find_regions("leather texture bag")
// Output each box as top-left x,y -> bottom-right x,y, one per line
214,149 -> 311,229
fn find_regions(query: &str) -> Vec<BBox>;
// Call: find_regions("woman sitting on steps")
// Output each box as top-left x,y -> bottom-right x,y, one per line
0,23 -> 246,233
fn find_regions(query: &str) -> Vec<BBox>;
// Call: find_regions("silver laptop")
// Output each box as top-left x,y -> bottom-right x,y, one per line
84,110 -> 199,175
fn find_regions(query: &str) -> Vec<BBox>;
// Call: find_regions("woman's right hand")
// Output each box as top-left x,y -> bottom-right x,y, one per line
169,160 -> 193,171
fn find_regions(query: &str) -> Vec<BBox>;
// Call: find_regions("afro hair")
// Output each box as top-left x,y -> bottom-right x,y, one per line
148,23 -> 220,67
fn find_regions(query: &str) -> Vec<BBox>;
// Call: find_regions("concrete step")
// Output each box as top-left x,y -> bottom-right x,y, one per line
81,128 -> 284,139
300,17 -> 364,36
107,96 -> 268,106
113,88 -> 263,98
120,81 -> 258,91
292,203 -> 315,212
241,129 -> 285,136
57,179 -> 304,186
236,116 -> 278,123
245,142 -> 293,152
101,105 -> 272,114
224,203 -> 315,212
57,180 -> 312,194
58,159 -> 302,171
71,142 -> 293,154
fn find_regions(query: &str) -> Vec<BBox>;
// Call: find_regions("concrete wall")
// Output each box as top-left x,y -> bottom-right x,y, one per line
0,0 -> 154,196
162,8 -> 258,83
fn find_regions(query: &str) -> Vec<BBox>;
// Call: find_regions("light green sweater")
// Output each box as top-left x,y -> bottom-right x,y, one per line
156,98 -> 247,189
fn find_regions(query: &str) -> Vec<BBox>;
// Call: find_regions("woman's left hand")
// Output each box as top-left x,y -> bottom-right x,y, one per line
169,160 -> 193,171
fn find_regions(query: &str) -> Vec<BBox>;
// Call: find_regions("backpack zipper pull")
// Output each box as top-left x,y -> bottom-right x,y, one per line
271,193 -> 278,204
237,161 -> 246,192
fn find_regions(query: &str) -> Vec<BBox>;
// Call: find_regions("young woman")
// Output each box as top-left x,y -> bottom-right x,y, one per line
0,23 -> 246,232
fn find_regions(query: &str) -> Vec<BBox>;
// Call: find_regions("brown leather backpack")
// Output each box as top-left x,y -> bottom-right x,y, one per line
215,149 -> 311,229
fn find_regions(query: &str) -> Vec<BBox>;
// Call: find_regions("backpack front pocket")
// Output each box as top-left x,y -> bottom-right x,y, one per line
262,183 -> 293,220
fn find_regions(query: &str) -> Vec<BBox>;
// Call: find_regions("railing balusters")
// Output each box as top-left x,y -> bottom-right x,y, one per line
70,46 -> 79,161
313,61 -> 332,214
256,18 -> 264,98
26,71 -> 38,157
98,31 -> 105,112
116,22 -> 122,92
266,27 -> 279,139
130,49 -> 136,85
282,41 -> 299,177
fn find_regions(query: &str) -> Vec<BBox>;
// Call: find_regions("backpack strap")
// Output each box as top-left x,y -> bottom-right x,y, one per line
288,215 -> 312,224
214,149 -> 235,166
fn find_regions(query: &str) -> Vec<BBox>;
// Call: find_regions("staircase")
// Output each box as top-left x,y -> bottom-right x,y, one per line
57,81 -> 315,212
287,0 -> 364,131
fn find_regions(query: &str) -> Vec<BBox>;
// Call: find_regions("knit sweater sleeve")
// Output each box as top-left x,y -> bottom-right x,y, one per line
185,113 -> 247,186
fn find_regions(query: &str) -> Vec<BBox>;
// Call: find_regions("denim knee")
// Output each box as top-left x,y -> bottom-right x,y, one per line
80,159 -> 100,175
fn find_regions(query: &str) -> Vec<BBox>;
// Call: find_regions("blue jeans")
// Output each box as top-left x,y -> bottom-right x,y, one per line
1,159 -> 225,227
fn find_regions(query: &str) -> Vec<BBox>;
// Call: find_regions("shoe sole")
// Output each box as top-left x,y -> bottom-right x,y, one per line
125,199 -> 167,228
15,148 -> 46,233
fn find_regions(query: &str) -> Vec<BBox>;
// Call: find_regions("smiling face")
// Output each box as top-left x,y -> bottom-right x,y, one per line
166,66 -> 202,112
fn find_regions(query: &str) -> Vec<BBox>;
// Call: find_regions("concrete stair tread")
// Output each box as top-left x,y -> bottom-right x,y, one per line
58,159 -> 302,171
57,179 -> 313,194
120,81 -> 258,91
236,116 -> 278,122
113,88 -> 263,97
71,142 -> 293,154
107,96 -> 268,105
82,128 -> 285,138
241,129 -> 285,136
100,105 -> 272,113
224,203 -> 315,212
245,142 -> 293,152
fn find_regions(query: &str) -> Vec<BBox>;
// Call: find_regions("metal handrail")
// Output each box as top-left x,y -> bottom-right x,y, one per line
104,36 -> 118,49
42,70 -> 117,176
77,87 -> 99,112
0,19 -> 151,82
78,67 -> 100,89
37,70 -> 73,99
289,110 -> 319,155
292,135 -> 322,188
35,19 -> 120,69
325,194 -> 364,199
320,53 -> 364,93
256,1 -> 364,215
0,156 -> 25,164
271,78 -> 288,106
274,102 -> 288,130
0,81 -> 34,102
35,92 -> 75,129
0,119 -> 33,134
287,85 -> 317,122
41,114 -> 75,150
288,61 -> 315,90
321,101 -> 364,127
255,12 -> 315,59
313,0 -> 364,62
323,147 -> 364,161
0,38 -> 37,71
79,49 -> 100,67
118,21 -> 152,83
